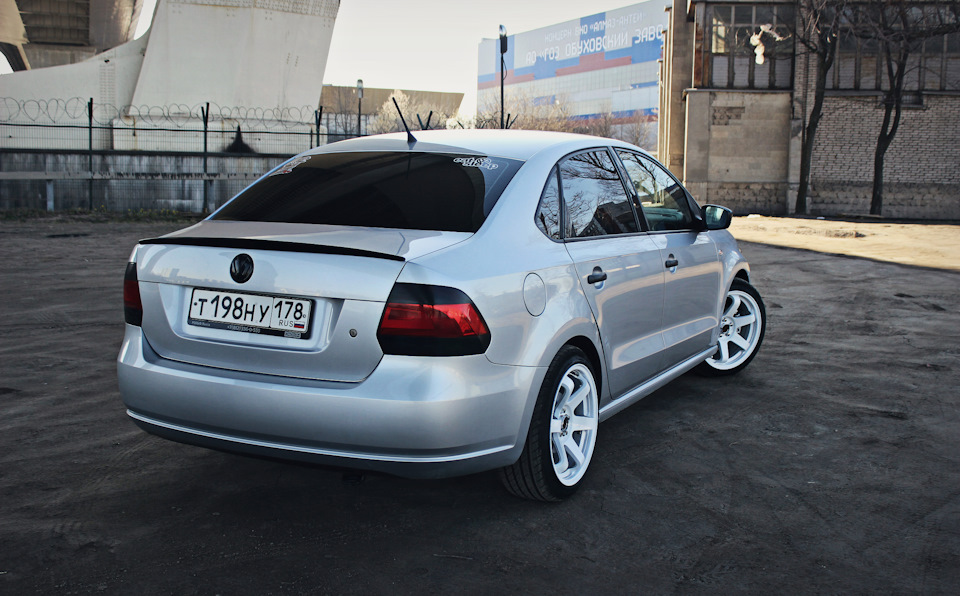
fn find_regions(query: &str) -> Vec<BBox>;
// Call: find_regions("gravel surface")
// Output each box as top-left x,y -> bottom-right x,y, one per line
1,218 -> 957,594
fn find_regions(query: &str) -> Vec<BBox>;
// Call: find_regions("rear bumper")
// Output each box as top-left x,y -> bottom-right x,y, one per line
117,326 -> 545,478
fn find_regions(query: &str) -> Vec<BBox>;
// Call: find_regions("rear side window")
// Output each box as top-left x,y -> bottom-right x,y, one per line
560,150 -> 638,238
535,166 -> 562,241
213,152 -> 524,233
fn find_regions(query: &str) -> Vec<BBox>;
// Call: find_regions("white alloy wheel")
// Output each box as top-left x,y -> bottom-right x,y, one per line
549,362 -> 599,486
700,279 -> 765,374
499,346 -> 599,501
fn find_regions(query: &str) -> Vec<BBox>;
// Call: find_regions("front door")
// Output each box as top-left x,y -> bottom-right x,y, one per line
615,150 -> 722,369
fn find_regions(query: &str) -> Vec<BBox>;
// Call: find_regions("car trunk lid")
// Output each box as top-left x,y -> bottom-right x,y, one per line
134,221 -> 470,382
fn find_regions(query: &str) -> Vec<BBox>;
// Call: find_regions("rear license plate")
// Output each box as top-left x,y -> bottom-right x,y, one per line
188,288 -> 313,339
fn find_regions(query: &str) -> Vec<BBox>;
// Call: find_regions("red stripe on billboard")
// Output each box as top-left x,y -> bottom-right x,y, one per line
556,53 -> 632,76
477,70 -> 537,90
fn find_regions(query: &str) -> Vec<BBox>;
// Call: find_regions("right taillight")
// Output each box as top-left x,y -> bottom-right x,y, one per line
377,284 -> 491,356
123,262 -> 142,326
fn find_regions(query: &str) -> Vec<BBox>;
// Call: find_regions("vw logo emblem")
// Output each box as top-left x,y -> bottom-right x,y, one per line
230,254 -> 254,284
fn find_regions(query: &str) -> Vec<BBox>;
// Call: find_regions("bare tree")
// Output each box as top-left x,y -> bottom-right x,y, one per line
473,92 -> 575,131
368,90 -> 454,134
570,111 -> 616,137
613,110 -> 658,150
854,1 -> 960,215
793,0 -> 847,214
323,87 -> 362,138
470,92 -> 658,149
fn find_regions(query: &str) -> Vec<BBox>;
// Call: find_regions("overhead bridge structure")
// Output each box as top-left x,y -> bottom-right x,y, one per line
0,0 -> 143,71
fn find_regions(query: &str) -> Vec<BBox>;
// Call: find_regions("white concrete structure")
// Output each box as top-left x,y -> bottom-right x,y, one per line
0,0 -> 339,152
131,0 -> 337,111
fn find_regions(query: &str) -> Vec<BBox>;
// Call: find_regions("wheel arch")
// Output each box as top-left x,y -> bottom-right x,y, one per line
563,335 -> 603,397
734,267 -> 751,284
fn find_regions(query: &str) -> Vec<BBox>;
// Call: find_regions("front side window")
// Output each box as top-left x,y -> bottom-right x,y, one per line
560,150 -> 638,238
704,4 -> 795,90
213,152 -> 524,233
617,151 -> 694,231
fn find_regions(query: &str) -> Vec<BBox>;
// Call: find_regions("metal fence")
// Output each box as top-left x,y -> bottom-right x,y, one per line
0,98 -> 357,213
0,98 -> 342,153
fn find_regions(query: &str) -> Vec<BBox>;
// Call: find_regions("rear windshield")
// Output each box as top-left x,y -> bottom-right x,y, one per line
212,151 -> 525,233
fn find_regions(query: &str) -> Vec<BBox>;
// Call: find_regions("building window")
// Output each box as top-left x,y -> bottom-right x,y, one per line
828,7 -> 960,93
704,4 -> 795,90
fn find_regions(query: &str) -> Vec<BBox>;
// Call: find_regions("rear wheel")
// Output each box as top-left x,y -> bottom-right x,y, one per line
695,278 -> 765,376
500,346 -> 599,501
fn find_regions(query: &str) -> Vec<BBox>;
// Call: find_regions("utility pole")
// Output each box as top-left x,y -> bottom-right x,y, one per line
499,25 -> 507,129
357,79 -> 364,137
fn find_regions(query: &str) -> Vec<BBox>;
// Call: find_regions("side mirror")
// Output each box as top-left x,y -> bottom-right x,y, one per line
703,205 -> 732,230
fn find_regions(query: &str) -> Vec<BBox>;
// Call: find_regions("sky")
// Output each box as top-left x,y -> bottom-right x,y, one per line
3,0 -> 653,116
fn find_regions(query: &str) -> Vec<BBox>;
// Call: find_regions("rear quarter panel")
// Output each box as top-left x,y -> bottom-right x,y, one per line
399,146 -> 608,396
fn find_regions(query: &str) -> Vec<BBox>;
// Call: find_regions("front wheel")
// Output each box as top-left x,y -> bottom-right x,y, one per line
695,278 -> 766,376
500,346 -> 599,501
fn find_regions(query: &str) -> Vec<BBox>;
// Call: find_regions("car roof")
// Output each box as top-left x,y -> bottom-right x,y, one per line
307,129 -> 648,162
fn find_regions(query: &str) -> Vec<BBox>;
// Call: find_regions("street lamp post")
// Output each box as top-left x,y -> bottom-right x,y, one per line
357,79 -> 364,137
499,25 -> 507,129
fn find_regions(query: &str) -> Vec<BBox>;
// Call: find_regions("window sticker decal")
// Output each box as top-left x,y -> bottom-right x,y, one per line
453,157 -> 500,170
270,155 -> 312,176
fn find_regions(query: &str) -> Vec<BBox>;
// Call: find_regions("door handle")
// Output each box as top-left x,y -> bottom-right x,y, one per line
664,256 -> 679,269
587,267 -> 607,285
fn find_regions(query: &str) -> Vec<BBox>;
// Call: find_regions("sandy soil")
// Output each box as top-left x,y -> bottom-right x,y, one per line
731,215 -> 960,271
0,216 -> 957,594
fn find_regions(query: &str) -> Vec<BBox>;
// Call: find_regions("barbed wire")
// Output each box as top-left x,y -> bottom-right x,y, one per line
0,98 -> 319,129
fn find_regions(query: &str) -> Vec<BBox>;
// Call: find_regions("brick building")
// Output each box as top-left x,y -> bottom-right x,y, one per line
659,0 -> 960,219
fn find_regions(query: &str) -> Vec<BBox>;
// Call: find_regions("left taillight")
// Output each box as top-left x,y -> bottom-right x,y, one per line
377,283 -> 490,356
123,262 -> 142,326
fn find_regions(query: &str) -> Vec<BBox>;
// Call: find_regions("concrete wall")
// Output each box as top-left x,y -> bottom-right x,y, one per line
0,151 -> 285,211
808,94 -> 960,218
682,89 -> 792,214
807,182 -> 960,220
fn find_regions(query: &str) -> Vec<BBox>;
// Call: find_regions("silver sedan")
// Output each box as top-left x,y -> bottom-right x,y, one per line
118,130 -> 765,501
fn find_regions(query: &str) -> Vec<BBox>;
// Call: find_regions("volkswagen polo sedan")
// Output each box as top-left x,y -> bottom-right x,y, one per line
118,130 -> 765,501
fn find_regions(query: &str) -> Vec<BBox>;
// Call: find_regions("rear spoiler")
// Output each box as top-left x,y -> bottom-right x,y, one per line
138,237 -> 406,262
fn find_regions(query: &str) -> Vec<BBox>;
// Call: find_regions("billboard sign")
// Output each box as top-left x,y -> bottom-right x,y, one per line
478,0 -> 669,88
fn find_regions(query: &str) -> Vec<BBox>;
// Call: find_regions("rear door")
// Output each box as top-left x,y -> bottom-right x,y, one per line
558,149 -> 666,397
615,150 -> 722,369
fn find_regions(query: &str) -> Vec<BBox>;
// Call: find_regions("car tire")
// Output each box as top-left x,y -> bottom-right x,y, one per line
695,278 -> 766,376
499,345 -> 599,501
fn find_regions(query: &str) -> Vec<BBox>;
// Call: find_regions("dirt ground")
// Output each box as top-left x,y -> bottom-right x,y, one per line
731,215 -> 960,272
0,216 -> 958,594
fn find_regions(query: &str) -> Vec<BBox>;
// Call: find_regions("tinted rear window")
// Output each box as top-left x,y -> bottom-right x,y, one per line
212,151 -> 524,233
